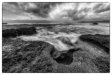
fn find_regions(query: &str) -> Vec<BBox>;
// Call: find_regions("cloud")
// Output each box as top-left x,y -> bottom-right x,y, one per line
3,2 -> 110,21
48,3 -> 110,21
3,3 -> 31,20
3,2 -> 47,20
94,3 -> 110,13
16,2 -> 61,17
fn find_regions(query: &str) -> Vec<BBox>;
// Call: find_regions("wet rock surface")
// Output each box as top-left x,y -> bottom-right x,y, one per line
51,48 -> 80,65
79,34 -> 110,53
2,34 -> 110,73
2,27 -> 37,38
3,40 -> 55,73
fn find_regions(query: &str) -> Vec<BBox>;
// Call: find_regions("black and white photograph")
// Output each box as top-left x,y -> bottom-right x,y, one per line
2,2 -> 110,73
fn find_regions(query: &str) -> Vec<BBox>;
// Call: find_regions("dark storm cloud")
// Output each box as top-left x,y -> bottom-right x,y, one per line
3,2 -> 48,20
94,3 -> 110,13
7,2 -> 19,6
23,3 -> 54,17
3,2 -> 61,18
17,2 -> 62,17
3,2 -> 110,21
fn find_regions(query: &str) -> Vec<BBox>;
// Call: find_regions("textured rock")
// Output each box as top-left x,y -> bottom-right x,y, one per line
2,27 -> 36,38
2,34 -> 110,73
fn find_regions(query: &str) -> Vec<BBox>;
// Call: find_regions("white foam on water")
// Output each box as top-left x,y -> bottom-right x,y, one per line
19,31 -> 81,51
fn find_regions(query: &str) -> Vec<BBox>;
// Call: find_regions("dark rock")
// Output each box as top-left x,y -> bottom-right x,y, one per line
54,52 -> 73,65
2,41 -> 55,73
2,27 -> 37,38
51,48 -> 80,65
92,22 -> 98,25
2,36 -> 110,73
79,34 -> 110,54
2,29 -> 18,38
16,27 -> 36,36
92,56 -> 110,73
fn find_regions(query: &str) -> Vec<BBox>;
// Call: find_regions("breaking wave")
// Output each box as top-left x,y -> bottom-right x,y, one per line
19,30 -> 81,51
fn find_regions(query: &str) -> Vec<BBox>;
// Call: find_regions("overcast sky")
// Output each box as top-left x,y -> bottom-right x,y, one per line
3,2 -> 110,22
